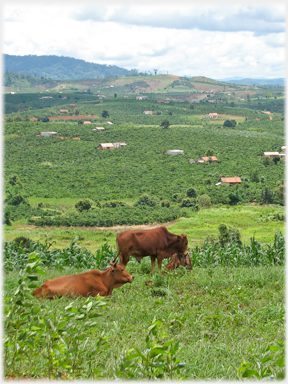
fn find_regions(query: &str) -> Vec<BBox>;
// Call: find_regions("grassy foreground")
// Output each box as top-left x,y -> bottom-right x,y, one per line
4,204 -> 285,252
4,259 -> 284,380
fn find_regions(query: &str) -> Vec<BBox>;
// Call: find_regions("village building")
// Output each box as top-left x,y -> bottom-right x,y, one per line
198,156 -> 218,163
39,132 -> 58,137
263,152 -> 280,159
97,143 -> 115,150
166,150 -> 184,155
204,112 -> 218,118
113,142 -> 127,148
92,127 -> 105,131
219,177 -> 242,185
59,109 -> 68,113
143,110 -> 153,115
83,121 -> 91,124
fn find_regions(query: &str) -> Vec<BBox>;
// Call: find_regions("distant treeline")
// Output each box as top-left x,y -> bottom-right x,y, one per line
4,54 -> 138,80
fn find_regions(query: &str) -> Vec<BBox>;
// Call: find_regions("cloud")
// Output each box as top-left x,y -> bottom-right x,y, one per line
71,4 -> 285,35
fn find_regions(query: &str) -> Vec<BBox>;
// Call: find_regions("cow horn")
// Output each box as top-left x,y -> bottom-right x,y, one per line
112,254 -> 119,264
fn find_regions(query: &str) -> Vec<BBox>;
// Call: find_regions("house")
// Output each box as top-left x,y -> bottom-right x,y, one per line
83,121 -> 91,124
106,121 -> 113,125
97,143 -> 115,150
136,96 -> 147,100
92,127 -> 105,131
219,177 -> 242,185
69,104 -> 76,107
263,152 -> 280,159
166,150 -> 184,155
113,142 -> 127,148
204,112 -> 218,118
143,110 -> 153,115
198,156 -> 218,163
59,109 -> 68,113
40,132 -> 58,137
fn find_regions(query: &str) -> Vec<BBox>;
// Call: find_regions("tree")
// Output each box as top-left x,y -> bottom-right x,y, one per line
75,198 -> 94,212
272,156 -> 280,165
114,93 -> 117,98
223,120 -> 236,128
205,148 -> 214,156
274,179 -> 285,205
160,119 -> 170,129
260,187 -> 274,204
196,194 -> 211,208
134,194 -> 159,207
186,188 -> 197,198
102,110 -> 109,118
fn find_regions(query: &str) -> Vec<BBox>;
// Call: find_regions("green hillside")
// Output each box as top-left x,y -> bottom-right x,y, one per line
4,54 -> 137,79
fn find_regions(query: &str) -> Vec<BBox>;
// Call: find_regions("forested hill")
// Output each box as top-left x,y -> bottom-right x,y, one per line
4,54 -> 137,79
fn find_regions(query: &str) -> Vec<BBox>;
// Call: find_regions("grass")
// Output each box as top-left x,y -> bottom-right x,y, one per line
4,262 -> 284,380
4,204 -> 284,252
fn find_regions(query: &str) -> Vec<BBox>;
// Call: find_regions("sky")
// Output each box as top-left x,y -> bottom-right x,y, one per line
2,0 -> 287,79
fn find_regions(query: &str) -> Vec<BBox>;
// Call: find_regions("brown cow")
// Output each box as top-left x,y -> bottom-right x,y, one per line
115,226 -> 189,274
33,262 -> 134,299
165,253 -> 193,271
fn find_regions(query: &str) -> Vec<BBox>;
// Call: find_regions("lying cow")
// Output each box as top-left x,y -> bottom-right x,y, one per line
33,262 -> 134,299
115,226 -> 189,274
165,252 -> 193,271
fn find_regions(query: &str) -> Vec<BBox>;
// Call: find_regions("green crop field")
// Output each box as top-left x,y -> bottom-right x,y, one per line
3,75 -> 285,380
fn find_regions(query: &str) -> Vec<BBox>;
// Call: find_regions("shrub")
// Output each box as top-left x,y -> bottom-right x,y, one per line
7,194 -> 28,206
161,199 -> 170,207
186,188 -> 197,198
180,197 -> 197,209
75,198 -> 94,212
134,194 -> 159,207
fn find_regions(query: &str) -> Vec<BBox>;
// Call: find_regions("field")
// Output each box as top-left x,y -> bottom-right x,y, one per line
3,75 -> 285,380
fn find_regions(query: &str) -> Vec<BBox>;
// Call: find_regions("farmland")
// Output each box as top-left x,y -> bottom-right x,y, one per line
3,74 -> 285,380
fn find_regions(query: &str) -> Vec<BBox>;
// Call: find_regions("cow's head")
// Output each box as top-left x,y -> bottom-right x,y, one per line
166,252 -> 192,271
109,261 -> 135,284
177,233 -> 188,253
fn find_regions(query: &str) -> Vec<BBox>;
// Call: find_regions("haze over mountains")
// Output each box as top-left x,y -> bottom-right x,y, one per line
4,54 -> 284,86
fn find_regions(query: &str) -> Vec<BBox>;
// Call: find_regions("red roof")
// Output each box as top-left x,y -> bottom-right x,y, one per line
210,156 -> 218,161
221,177 -> 242,183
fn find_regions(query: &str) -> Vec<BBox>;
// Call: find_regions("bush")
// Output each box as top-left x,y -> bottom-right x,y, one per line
7,194 -> 28,206
75,198 -> 94,212
186,188 -> 197,198
134,194 -> 159,208
180,197 -> 197,209
161,199 -> 170,208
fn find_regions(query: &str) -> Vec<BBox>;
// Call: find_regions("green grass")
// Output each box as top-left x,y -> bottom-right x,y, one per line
4,263 -> 284,380
4,204 -> 284,252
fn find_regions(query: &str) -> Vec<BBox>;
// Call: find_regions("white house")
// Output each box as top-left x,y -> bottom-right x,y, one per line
166,150 -> 184,155
40,132 -> 58,137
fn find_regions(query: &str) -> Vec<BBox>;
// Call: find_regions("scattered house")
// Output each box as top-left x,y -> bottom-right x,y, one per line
198,156 -> 218,163
40,132 -> 58,137
113,142 -> 127,148
10,92 -> 15,94
106,121 -> 113,125
281,146 -> 286,152
59,109 -> 68,113
136,96 -> 147,100
262,111 -> 272,115
219,177 -> 242,185
166,150 -> 184,155
263,152 -> 281,159
92,127 -> 105,131
189,159 -> 196,164
69,104 -> 76,107
157,100 -> 165,103
97,143 -> 115,150
143,110 -> 153,115
40,96 -> 53,99
204,112 -> 218,119
83,121 -> 91,124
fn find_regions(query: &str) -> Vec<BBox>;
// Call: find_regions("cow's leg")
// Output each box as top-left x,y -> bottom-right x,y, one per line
151,256 -> 156,274
157,257 -> 163,271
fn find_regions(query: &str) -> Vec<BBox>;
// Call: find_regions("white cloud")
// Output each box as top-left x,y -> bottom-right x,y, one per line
2,2 -> 286,79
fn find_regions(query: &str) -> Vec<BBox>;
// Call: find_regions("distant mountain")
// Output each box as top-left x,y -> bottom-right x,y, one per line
217,77 -> 285,86
3,54 -> 137,80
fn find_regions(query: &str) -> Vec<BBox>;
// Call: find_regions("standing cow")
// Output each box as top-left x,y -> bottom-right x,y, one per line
33,262 -> 134,298
115,226 -> 189,274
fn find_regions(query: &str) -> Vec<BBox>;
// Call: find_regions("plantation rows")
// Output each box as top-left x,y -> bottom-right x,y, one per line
4,231 -> 285,272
